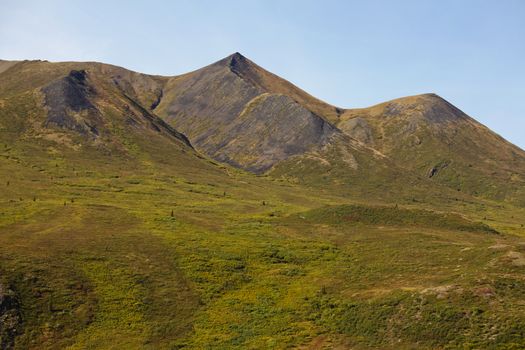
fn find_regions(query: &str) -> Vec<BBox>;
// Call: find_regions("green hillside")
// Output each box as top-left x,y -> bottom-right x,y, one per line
1,56 -> 525,349
339,94 -> 525,204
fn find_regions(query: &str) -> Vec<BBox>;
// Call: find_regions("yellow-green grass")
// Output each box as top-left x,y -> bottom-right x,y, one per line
1,136 -> 525,349
2,57 -> 525,349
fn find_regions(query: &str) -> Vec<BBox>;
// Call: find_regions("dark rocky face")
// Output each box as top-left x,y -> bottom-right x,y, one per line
42,70 -> 102,136
0,283 -> 21,350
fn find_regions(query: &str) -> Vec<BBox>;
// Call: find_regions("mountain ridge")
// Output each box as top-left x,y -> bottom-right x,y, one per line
1,53 -> 525,204
2,53 -> 525,349
338,92 -> 525,203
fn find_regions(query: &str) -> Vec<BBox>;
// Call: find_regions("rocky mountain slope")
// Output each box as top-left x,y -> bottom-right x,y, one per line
1,54 -> 524,204
154,53 -> 525,204
338,93 -> 525,203
154,53 -> 343,172
0,60 -> 189,149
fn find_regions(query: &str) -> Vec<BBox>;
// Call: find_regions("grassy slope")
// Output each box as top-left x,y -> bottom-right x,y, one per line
1,147 -> 525,349
338,94 -> 525,205
1,123 -> 525,350
1,61 -> 525,349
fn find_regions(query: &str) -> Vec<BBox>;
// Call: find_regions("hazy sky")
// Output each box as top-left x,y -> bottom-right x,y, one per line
1,0 -> 524,149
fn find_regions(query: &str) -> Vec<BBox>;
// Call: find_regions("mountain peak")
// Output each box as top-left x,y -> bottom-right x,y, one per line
228,52 -> 248,68
419,92 -> 439,98
183,52 -> 341,125
228,51 -> 246,60
416,93 -> 449,104
385,93 -> 444,105
215,52 -> 254,75
365,93 -> 469,123
215,52 -> 249,67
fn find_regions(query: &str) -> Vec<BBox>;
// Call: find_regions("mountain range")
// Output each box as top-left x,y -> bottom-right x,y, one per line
1,54 -> 525,349
2,53 -> 524,204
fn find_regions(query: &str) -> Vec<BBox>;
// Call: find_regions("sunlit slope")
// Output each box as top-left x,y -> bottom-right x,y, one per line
155,53 -> 344,172
339,93 -> 525,204
1,56 -> 525,349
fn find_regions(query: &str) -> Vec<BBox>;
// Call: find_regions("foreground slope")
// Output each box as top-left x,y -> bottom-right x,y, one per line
1,151 -> 524,349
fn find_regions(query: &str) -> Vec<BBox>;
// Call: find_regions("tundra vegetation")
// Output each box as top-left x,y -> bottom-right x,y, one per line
0,56 -> 524,349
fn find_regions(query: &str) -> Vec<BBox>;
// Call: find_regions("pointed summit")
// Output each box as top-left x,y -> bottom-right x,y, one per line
156,51 -> 342,172
228,52 -> 250,73
227,51 -> 247,62
210,52 -> 259,79
214,52 -> 251,70
198,52 -> 340,123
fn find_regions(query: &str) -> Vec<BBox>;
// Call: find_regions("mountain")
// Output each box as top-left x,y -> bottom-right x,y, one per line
152,53 -> 525,204
0,59 -> 210,175
1,54 -> 525,349
154,53 -> 343,172
338,93 -> 525,203
2,54 -> 525,204
152,53 -> 449,202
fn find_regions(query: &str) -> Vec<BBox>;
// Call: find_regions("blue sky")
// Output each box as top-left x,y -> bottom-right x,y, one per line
1,0 -> 524,149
